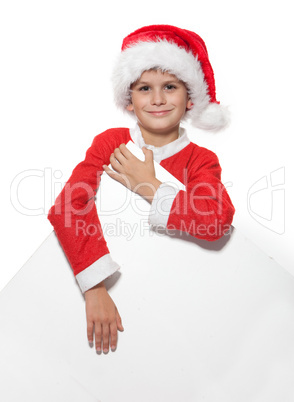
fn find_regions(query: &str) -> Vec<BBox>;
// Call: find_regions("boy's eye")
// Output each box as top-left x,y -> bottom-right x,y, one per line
165,84 -> 176,90
139,86 -> 150,91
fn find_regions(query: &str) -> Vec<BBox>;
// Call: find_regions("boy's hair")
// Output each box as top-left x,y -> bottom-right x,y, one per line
112,24 -> 229,132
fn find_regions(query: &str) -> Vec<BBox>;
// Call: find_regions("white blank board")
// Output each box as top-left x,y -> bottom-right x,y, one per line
1,143 -> 294,401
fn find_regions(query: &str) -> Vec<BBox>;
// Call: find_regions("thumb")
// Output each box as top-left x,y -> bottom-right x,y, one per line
116,308 -> 124,332
142,147 -> 153,163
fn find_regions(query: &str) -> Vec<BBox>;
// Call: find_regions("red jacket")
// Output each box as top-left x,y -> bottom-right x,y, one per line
48,126 -> 235,292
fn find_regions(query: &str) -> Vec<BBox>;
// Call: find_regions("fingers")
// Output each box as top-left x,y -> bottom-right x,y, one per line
90,317 -> 123,354
103,163 -> 120,179
89,321 -> 115,354
109,144 -> 152,170
112,143 -> 138,166
102,323 -> 110,353
110,322 -> 118,351
103,164 -> 131,189
108,308 -> 124,351
94,322 -> 102,353
87,320 -> 94,347
116,308 -> 124,332
118,143 -> 133,159
107,149 -> 128,177
88,320 -> 111,354
109,152 -> 123,171
112,146 -> 127,165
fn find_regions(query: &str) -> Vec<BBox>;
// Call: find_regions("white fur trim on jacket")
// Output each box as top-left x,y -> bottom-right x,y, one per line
76,254 -> 120,293
112,40 -> 229,131
130,124 -> 190,163
149,183 -> 180,228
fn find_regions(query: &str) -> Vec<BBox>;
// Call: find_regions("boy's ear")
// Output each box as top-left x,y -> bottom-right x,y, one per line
186,98 -> 193,110
126,103 -> 134,112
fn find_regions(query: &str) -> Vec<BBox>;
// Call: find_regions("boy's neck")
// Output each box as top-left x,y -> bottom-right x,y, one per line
138,124 -> 180,147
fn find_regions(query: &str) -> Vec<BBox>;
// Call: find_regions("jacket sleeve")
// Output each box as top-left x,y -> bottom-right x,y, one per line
149,149 -> 235,241
47,129 -> 127,293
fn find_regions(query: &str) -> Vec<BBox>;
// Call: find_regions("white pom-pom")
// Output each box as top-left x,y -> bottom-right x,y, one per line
191,103 -> 230,132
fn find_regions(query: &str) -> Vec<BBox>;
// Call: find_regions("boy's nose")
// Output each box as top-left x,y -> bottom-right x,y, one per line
151,90 -> 166,106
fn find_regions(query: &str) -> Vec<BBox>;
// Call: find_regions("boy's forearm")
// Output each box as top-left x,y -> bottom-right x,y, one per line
135,178 -> 162,203
86,280 -> 106,293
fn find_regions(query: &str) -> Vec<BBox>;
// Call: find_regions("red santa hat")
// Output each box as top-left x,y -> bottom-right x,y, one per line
112,24 -> 229,132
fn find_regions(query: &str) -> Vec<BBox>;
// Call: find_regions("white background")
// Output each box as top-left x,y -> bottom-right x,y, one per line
1,0 -> 293,292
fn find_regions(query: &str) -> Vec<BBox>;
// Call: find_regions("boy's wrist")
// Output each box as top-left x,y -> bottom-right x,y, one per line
85,281 -> 106,293
135,178 -> 162,203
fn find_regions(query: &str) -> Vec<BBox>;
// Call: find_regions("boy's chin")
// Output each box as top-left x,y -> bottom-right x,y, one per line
138,122 -> 181,135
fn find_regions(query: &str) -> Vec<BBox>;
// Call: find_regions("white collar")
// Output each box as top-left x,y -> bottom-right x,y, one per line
129,124 -> 190,163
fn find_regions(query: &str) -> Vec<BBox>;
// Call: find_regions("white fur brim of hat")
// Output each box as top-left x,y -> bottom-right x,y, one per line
112,40 -> 229,131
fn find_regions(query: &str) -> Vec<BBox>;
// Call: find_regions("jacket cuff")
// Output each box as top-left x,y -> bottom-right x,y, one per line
75,254 -> 120,293
149,183 -> 180,228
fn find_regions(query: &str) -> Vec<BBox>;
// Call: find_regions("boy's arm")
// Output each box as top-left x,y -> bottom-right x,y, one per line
104,144 -> 234,241
48,129 -> 130,292
48,129 -> 129,353
150,149 -> 235,240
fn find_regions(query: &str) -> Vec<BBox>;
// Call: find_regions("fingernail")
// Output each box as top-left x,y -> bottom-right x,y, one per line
103,348 -> 109,354
89,341 -> 93,348
111,346 -> 116,352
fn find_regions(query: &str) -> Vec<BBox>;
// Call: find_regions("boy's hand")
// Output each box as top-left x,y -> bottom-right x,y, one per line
85,282 -> 124,353
103,144 -> 162,203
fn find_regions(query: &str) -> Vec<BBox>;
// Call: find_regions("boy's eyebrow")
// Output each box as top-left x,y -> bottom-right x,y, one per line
132,79 -> 180,87
132,81 -> 149,86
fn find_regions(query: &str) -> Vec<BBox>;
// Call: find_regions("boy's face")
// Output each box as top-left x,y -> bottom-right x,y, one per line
126,70 -> 192,137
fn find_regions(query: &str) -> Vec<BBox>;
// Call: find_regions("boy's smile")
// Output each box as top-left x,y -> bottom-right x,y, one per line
126,69 -> 192,147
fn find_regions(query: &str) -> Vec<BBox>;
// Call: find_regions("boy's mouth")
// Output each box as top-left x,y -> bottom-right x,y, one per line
146,110 -> 172,116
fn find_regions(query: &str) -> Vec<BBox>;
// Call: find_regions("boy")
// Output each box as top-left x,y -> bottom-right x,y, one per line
48,24 -> 235,355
